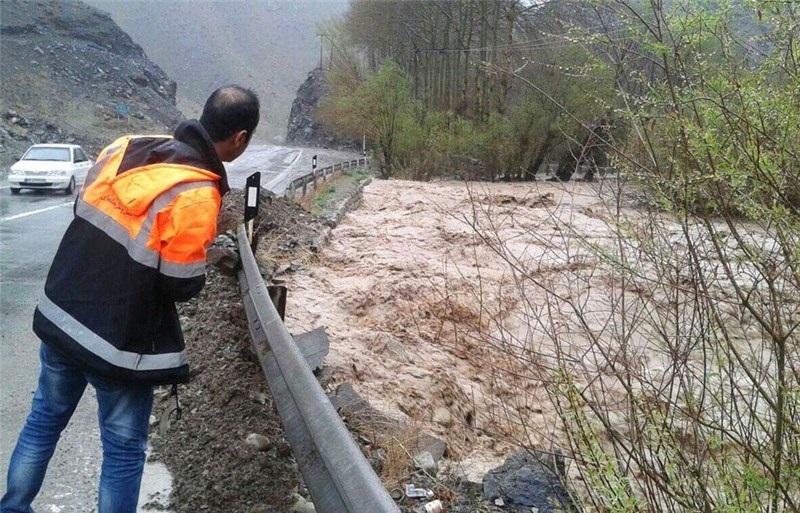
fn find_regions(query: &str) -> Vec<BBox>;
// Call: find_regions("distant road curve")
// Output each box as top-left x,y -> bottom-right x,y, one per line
225,143 -> 361,195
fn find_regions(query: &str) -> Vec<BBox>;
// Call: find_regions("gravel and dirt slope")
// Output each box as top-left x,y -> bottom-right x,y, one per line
151,185 -> 329,513
150,174 -> 627,512
148,172 -> 369,513
0,0 -> 182,170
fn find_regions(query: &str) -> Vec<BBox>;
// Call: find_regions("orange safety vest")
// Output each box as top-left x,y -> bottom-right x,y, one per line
34,122 -> 226,385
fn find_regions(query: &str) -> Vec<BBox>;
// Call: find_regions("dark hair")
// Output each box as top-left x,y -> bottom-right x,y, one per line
199,85 -> 260,143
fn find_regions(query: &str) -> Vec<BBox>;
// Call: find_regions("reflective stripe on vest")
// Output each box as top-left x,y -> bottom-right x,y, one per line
75,180 -> 213,278
38,294 -> 188,372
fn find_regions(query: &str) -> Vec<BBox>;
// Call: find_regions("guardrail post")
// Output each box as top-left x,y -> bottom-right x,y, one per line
284,157 -> 372,200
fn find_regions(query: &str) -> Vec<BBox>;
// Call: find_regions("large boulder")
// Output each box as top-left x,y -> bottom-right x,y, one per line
483,450 -> 573,512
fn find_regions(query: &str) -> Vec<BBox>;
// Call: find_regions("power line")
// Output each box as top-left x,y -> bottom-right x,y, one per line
414,23 -> 637,54
414,11 -> 761,55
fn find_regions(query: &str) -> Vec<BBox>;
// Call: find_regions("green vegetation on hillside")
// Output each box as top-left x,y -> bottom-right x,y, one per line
318,1 -> 800,512
318,0 -> 618,181
302,168 -> 372,217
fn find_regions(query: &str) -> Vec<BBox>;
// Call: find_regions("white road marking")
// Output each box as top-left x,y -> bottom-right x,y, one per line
0,201 -> 73,222
283,151 -> 300,165
266,149 -> 303,191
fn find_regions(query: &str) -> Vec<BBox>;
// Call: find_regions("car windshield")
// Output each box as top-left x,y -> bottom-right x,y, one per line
23,147 -> 71,161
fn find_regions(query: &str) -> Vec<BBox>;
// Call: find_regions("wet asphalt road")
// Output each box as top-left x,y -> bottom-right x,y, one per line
0,143 -> 357,512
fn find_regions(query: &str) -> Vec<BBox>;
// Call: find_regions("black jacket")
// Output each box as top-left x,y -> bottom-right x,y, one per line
33,121 -> 227,385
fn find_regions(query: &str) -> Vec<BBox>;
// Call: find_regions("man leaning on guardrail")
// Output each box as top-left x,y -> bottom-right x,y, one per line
1,85 -> 260,513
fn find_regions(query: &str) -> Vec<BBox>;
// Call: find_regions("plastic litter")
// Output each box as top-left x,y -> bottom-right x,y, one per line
424,499 -> 444,513
404,483 -> 434,499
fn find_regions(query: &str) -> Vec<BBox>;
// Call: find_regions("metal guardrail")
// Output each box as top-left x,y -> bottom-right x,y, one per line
235,224 -> 400,513
285,157 -> 369,199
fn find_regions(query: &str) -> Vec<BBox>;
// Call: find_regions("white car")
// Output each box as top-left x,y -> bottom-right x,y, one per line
8,144 -> 93,195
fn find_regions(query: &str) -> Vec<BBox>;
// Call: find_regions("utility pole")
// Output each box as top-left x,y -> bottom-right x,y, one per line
317,33 -> 323,70
413,49 -> 419,100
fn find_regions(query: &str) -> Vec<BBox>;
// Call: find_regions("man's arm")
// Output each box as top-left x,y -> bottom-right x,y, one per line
157,196 -> 220,302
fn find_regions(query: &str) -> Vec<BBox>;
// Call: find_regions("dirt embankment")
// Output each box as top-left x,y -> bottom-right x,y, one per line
148,182 -> 334,512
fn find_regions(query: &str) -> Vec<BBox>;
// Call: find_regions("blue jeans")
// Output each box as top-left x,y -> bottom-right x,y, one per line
1,343 -> 154,513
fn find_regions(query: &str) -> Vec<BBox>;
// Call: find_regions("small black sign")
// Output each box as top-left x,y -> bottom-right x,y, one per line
312,154 -> 317,169
244,172 -> 261,223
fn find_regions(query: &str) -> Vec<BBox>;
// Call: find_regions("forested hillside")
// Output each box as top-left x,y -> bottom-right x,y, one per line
315,1 -> 800,512
319,0 -> 773,182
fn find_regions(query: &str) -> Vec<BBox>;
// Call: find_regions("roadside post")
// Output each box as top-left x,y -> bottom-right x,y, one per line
244,172 -> 261,245
312,154 -> 318,188
115,103 -> 130,123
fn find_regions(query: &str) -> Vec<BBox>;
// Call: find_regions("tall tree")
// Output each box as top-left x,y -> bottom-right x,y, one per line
320,59 -> 413,178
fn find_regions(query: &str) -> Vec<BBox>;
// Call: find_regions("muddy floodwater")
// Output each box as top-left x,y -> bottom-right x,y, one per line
284,178 -> 625,480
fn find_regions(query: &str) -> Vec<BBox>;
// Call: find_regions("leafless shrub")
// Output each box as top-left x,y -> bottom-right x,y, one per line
428,1 -> 800,510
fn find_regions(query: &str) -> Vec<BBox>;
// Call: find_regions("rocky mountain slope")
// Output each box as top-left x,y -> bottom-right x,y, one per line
0,0 -> 184,170
286,68 -> 358,150
82,0 -> 349,142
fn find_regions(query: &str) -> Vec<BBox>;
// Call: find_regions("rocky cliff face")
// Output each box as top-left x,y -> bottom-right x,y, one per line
82,0 -> 350,143
0,0 -> 183,169
285,68 -> 358,150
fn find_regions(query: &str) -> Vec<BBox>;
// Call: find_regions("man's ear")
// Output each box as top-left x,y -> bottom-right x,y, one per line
214,130 -> 251,162
234,130 -> 249,150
